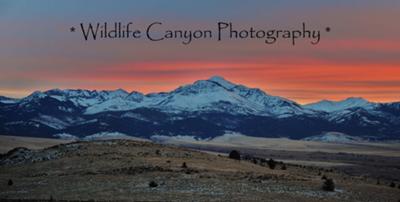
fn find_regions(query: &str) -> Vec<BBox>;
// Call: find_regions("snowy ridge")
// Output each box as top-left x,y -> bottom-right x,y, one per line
15,76 -> 311,116
304,97 -> 375,112
0,96 -> 19,104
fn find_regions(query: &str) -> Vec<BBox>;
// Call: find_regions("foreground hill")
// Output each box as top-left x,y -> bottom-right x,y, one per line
0,139 -> 399,201
0,135 -> 72,153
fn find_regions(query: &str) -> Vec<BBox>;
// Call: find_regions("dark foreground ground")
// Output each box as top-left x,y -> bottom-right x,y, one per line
0,139 -> 399,202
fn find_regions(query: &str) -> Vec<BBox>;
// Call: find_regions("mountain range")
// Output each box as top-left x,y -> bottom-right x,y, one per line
0,76 -> 399,141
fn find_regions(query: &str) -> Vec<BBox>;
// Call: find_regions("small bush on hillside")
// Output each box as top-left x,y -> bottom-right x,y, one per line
281,164 -> 287,170
7,179 -> 13,186
267,159 -> 276,169
322,178 -> 335,191
181,162 -> 188,168
229,150 -> 241,160
390,182 -> 396,188
149,181 -> 158,188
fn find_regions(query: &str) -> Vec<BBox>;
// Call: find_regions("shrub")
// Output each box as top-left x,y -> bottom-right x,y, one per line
281,164 -> 287,170
267,159 -> 276,169
260,158 -> 267,164
181,162 -> 188,168
149,181 -> 158,188
322,178 -> 335,191
321,175 -> 327,180
390,182 -> 396,188
229,150 -> 241,160
8,179 -> 13,186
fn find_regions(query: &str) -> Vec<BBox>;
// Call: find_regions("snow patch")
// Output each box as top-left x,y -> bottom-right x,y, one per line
121,112 -> 149,121
209,132 -> 247,142
31,115 -> 70,130
53,133 -> 79,140
83,132 -> 132,141
0,100 -> 18,104
151,135 -> 210,143
302,132 -> 364,143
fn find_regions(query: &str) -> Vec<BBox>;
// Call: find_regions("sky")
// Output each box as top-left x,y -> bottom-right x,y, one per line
0,0 -> 399,104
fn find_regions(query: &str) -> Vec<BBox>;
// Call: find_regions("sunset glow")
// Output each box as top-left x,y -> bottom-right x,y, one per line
0,0 -> 399,104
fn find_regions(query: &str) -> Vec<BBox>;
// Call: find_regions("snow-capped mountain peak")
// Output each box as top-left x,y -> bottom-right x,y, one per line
21,91 -> 48,102
341,97 -> 369,105
207,76 -> 236,89
148,75 -> 309,115
127,91 -> 145,102
99,89 -> 129,98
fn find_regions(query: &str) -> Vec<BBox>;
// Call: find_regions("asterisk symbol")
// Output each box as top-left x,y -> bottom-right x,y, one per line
325,27 -> 331,32
70,27 -> 76,32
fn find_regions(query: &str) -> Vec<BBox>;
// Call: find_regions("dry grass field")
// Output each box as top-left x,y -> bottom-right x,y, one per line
0,138 -> 399,201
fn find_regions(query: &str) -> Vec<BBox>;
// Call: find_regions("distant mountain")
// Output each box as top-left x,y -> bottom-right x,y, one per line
0,76 -> 399,141
303,97 -> 374,112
